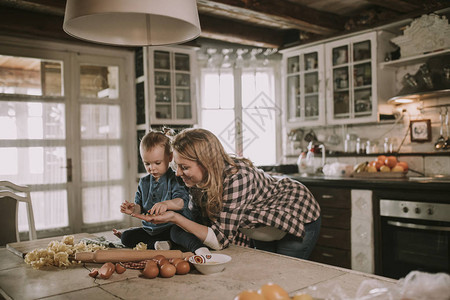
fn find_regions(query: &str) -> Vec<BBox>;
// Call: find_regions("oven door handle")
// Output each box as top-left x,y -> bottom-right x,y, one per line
387,221 -> 450,232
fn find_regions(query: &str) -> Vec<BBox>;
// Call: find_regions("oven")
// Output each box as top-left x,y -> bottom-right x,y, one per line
379,199 -> 450,279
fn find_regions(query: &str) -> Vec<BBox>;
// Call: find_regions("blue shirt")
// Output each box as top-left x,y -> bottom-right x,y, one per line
135,168 -> 191,235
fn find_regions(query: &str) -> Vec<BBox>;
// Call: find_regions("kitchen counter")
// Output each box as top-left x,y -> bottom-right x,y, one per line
287,174 -> 450,193
0,234 -> 397,300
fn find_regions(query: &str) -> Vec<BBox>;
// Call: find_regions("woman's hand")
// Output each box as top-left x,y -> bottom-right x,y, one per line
120,201 -> 135,215
149,202 -> 168,215
132,211 -> 177,224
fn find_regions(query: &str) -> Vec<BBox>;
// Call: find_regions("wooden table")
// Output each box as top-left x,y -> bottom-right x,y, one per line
0,235 -> 397,300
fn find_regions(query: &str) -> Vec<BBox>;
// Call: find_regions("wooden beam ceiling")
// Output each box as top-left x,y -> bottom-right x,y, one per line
0,0 -> 449,49
197,0 -> 345,35
365,0 -> 421,13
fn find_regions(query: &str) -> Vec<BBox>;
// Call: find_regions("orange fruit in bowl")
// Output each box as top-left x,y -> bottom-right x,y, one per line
396,161 -> 409,172
384,156 -> 397,168
377,155 -> 387,164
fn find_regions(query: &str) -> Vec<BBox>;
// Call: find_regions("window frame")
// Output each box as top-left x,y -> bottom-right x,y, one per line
198,64 -> 283,165
0,35 -> 137,238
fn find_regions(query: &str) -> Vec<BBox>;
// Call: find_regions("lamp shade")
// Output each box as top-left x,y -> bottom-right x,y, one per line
63,0 -> 201,46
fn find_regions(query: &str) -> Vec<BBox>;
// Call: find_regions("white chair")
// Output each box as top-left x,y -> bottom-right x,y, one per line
0,181 -> 37,246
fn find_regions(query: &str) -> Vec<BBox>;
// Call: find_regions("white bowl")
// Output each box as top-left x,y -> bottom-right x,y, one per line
188,254 -> 232,275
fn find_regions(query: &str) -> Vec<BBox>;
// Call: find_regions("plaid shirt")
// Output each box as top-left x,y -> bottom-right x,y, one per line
195,160 -> 321,248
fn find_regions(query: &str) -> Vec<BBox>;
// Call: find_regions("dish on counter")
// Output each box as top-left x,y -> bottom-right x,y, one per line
188,253 -> 231,275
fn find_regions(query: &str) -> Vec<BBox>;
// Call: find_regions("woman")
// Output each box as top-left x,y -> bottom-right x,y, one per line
132,128 -> 321,259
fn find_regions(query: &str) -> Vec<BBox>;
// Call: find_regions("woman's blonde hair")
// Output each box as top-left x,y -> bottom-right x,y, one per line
172,128 -> 252,219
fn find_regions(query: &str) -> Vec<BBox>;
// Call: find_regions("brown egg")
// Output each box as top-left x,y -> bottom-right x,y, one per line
175,260 -> 190,275
145,260 -> 157,268
158,258 -> 170,268
160,263 -> 176,278
142,260 -> 159,279
115,263 -> 126,274
152,255 -> 166,264
169,258 -> 183,265
89,268 -> 98,278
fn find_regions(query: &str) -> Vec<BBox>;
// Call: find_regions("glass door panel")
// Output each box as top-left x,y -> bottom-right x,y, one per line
304,52 -> 318,70
305,95 -> 319,118
287,56 -> 300,74
155,88 -> 171,102
0,52 -> 68,234
332,65 -> 350,118
176,105 -> 192,119
333,91 -> 350,116
176,89 -> 190,103
155,104 -> 171,119
333,46 -> 348,66
353,41 -> 371,61
155,71 -> 171,85
354,62 -> 371,87
80,65 -> 118,99
354,89 -> 372,115
305,72 -> 318,94
287,74 -> 300,120
154,51 -> 170,69
175,53 -> 189,71
176,73 -> 190,87
0,55 -> 63,96
78,59 -> 127,228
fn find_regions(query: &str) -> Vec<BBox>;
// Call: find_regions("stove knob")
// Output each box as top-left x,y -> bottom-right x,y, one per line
415,207 -> 421,214
427,208 -> 434,215
402,207 -> 409,213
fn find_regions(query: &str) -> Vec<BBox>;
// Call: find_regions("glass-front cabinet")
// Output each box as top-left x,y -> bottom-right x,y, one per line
149,48 -> 196,124
284,45 -> 325,127
135,46 -> 197,127
325,32 -> 377,125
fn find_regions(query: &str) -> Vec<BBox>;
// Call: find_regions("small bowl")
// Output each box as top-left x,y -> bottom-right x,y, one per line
188,254 -> 232,275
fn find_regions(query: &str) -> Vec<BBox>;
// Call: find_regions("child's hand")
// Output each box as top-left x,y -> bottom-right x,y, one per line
120,200 -> 135,215
132,211 -> 175,224
130,212 -> 154,222
149,202 -> 168,216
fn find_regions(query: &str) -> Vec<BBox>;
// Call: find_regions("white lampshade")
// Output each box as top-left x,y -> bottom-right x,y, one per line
63,0 -> 201,46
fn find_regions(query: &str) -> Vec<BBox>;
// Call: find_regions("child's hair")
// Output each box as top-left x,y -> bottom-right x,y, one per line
140,128 -> 174,156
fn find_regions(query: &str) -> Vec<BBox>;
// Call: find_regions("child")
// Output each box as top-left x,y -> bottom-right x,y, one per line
113,129 -> 206,253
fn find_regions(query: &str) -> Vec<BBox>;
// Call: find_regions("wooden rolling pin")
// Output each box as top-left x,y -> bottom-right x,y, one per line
75,249 -> 193,263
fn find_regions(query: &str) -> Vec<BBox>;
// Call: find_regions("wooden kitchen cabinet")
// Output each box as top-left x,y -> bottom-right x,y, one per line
282,44 -> 326,127
308,186 -> 352,269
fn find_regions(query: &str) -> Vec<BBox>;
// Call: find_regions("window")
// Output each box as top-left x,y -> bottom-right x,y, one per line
0,42 -> 134,237
200,66 -> 278,166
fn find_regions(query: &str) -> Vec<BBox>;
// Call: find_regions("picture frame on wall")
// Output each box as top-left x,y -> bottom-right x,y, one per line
410,119 -> 431,142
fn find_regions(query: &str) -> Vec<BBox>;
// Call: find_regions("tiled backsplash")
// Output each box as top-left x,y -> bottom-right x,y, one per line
286,154 -> 450,176
284,95 -> 450,176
